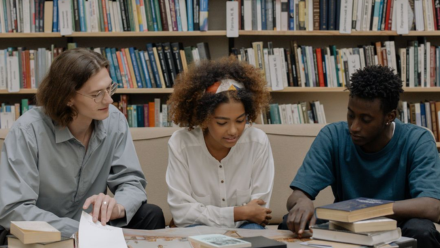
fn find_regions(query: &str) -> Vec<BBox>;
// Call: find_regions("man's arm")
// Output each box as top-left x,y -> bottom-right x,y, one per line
391,197 -> 440,223
286,189 -> 316,237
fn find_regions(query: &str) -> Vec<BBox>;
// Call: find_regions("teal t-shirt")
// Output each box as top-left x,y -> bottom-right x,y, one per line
290,120 -> 440,202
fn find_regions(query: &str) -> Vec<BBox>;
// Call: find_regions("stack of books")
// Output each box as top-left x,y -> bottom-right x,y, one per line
301,198 -> 416,247
7,221 -> 73,248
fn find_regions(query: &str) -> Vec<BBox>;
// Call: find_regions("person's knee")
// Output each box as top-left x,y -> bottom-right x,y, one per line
401,218 -> 437,241
145,203 -> 164,220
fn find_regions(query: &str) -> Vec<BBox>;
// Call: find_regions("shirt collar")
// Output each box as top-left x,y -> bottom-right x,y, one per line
54,119 -> 107,144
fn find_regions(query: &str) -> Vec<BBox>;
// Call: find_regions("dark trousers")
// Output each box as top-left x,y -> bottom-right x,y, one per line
278,213 -> 440,248
0,202 -> 165,245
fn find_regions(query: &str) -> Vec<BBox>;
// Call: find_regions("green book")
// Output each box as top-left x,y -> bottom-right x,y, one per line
127,0 -> 136,31
144,0 -> 155,31
17,48 -> 23,89
269,104 -> 281,124
152,0 -> 162,31
97,0 -> 104,32
184,46 -> 193,65
132,105 -> 138,127
21,99 -> 29,115
128,106 -> 133,127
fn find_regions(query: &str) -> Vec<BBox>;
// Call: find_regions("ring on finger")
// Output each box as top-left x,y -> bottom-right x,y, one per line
103,201 -> 107,205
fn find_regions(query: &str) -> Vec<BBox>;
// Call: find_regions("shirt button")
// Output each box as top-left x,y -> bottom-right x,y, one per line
222,198 -> 225,201
221,180 -> 224,183
219,165 -> 222,168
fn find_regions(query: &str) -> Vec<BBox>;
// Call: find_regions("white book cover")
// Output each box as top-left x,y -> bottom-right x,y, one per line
0,0 -> 4,33
348,54 -> 361,81
226,1 -> 239,37
164,0 -> 172,30
409,46 -> 414,87
372,0 -> 380,30
359,48 -> 366,69
59,0 -> 73,35
362,0 -> 372,30
340,0 -> 353,33
396,0 -> 409,34
192,48 -> 200,65
247,48 -> 256,66
297,48 -> 306,87
281,0 -> 288,30
324,51 -> 332,87
297,104 -> 305,124
107,1 -> 116,32
257,0 -> 263,30
279,105 -> 286,124
313,101 -> 322,123
89,0 -> 98,32
389,41 -> 397,74
415,103 -> 421,126
400,48 -> 406,86
426,42 -> 431,87
292,104 -> 300,124
275,48 -> 288,88
425,0 -> 434,31
320,104 -> 327,124
307,47 -> 314,86
84,0 -> 91,32
112,1 -> 121,32
140,0 -> 148,31
0,50 -> 6,89
29,50 -> 35,88
244,0 -> 252,30
403,101 -> 408,123
179,0 -> 188,31
307,0 -> 313,30
284,104 -> 293,124
356,0 -> 364,30
23,0 -> 31,33
7,55 -> 19,93
115,0 -> 124,32
374,55 -> 378,65
16,0 -> 22,32
189,234 -> 251,248
263,48 -> 271,87
275,0 -> 281,30
269,54 -> 283,90
331,55 -> 338,88
425,102 -> 432,130
352,0 -> 359,30
414,0 -> 424,31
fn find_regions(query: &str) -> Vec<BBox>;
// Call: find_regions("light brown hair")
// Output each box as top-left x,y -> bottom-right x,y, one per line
36,48 -> 109,127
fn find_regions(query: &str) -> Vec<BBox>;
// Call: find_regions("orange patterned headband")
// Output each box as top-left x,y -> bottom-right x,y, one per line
205,79 -> 244,94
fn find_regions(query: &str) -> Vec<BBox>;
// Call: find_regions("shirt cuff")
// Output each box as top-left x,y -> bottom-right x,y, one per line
111,192 -> 145,227
222,206 -> 236,228
290,181 -> 318,200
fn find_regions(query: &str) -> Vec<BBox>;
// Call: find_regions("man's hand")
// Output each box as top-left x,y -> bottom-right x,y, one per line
244,199 -> 273,227
83,193 -> 126,226
287,196 -> 316,237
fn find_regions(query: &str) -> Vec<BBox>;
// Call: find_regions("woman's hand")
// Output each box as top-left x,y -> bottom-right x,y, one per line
83,193 -> 125,226
243,199 -> 272,227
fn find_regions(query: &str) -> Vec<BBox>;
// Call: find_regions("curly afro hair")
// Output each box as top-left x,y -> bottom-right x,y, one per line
348,65 -> 403,114
168,56 -> 270,130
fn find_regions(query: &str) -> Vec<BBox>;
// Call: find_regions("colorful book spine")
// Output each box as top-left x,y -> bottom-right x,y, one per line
129,47 -> 144,88
105,48 -> 118,84
174,0 -> 183,31
111,48 -> 123,87
146,43 -> 162,88
144,0 -> 155,30
134,50 -> 147,87
199,0 -> 208,31
139,51 -> 153,88
152,0 -> 162,30
187,0 -> 193,30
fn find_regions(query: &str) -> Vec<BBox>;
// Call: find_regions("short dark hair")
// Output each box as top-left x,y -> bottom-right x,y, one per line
348,65 -> 403,114
167,56 -> 270,130
36,48 -> 109,127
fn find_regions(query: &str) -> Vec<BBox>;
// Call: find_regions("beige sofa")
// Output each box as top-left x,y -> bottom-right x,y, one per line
0,124 -> 333,225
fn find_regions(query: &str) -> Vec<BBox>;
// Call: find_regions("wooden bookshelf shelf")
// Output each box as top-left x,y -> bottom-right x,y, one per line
0,33 -> 63,38
238,30 -> 440,36
4,87 -> 440,94
67,31 -> 227,37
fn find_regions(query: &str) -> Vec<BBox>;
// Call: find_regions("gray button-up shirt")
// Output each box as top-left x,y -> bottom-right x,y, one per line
0,105 -> 147,237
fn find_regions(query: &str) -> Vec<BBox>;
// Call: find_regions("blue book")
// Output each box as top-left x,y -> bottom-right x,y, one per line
301,46 -> 309,87
6,105 -> 11,112
289,0 -> 294,30
320,0 -> 328,30
135,50 -> 147,88
377,0 -> 384,30
78,0 -> 86,31
199,0 -> 208,31
150,0 -> 158,31
2,0 -> 7,32
139,51 -> 153,88
187,0 -> 194,31
420,102 -> 427,127
107,0 -> 113,32
105,48 -> 118,84
372,0 -> 381,30
316,198 -> 394,222
129,47 -> 143,88
111,48 -> 123,88
175,0 -> 183,31
146,43 -> 162,88
261,0 -> 267,30
53,0 -> 59,32
135,0 -> 142,31
137,105 -> 145,127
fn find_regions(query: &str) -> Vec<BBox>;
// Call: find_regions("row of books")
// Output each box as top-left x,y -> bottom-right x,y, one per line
0,41 -> 211,91
232,39 -> 440,89
115,95 -> 174,127
398,100 -> 440,142
0,99 -> 32,129
232,0 -> 437,32
256,101 -> 327,125
0,0 -> 209,33
301,198 -> 415,247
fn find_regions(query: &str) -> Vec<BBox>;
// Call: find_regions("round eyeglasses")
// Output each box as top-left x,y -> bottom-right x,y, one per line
76,82 -> 118,103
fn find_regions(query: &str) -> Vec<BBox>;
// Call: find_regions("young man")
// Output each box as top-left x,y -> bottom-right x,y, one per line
279,65 -> 440,247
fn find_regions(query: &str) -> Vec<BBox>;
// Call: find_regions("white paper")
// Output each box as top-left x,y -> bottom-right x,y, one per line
79,211 -> 127,248
396,0 -> 409,34
59,0 -> 73,35
227,2 -> 239,37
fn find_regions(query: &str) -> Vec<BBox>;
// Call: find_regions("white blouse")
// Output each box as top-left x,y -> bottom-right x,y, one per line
166,126 -> 275,228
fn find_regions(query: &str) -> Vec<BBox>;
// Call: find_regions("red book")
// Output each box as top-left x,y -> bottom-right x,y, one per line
21,51 -> 27,89
432,0 -> 438,30
387,0 -> 395,30
384,0 -> 393,30
121,95 -> 128,120
430,46 -> 436,87
101,0 -> 109,32
148,102 -> 155,127
25,51 -> 31,89
316,48 -> 325,87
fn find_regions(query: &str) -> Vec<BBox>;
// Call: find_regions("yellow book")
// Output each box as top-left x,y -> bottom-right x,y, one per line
131,0 -> 139,32
153,47 -> 166,88
43,2 -> 53,33
180,50 -> 188,72
123,48 -> 138,88
10,222 -> 61,245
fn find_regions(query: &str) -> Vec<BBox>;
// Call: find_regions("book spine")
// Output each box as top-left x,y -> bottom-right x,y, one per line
144,51 -> 157,87
174,0 -> 182,31
139,51 -> 152,88
163,43 -> 177,85
158,0 -> 168,30
156,44 -> 172,88
171,43 -> 183,73
147,44 -> 163,88
145,0 -> 156,30
328,0 -> 336,29
186,0 -> 193,30
193,0 -> 199,30
134,50 -> 147,87
199,0 -> 208,30
152,0 -> 162,30
169,0 -> 178,31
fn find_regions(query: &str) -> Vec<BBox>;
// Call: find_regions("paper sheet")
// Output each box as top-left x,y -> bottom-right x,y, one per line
79,211 -> 127,248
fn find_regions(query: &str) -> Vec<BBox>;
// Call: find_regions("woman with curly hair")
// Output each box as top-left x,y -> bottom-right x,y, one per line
166,56 -> 274,229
